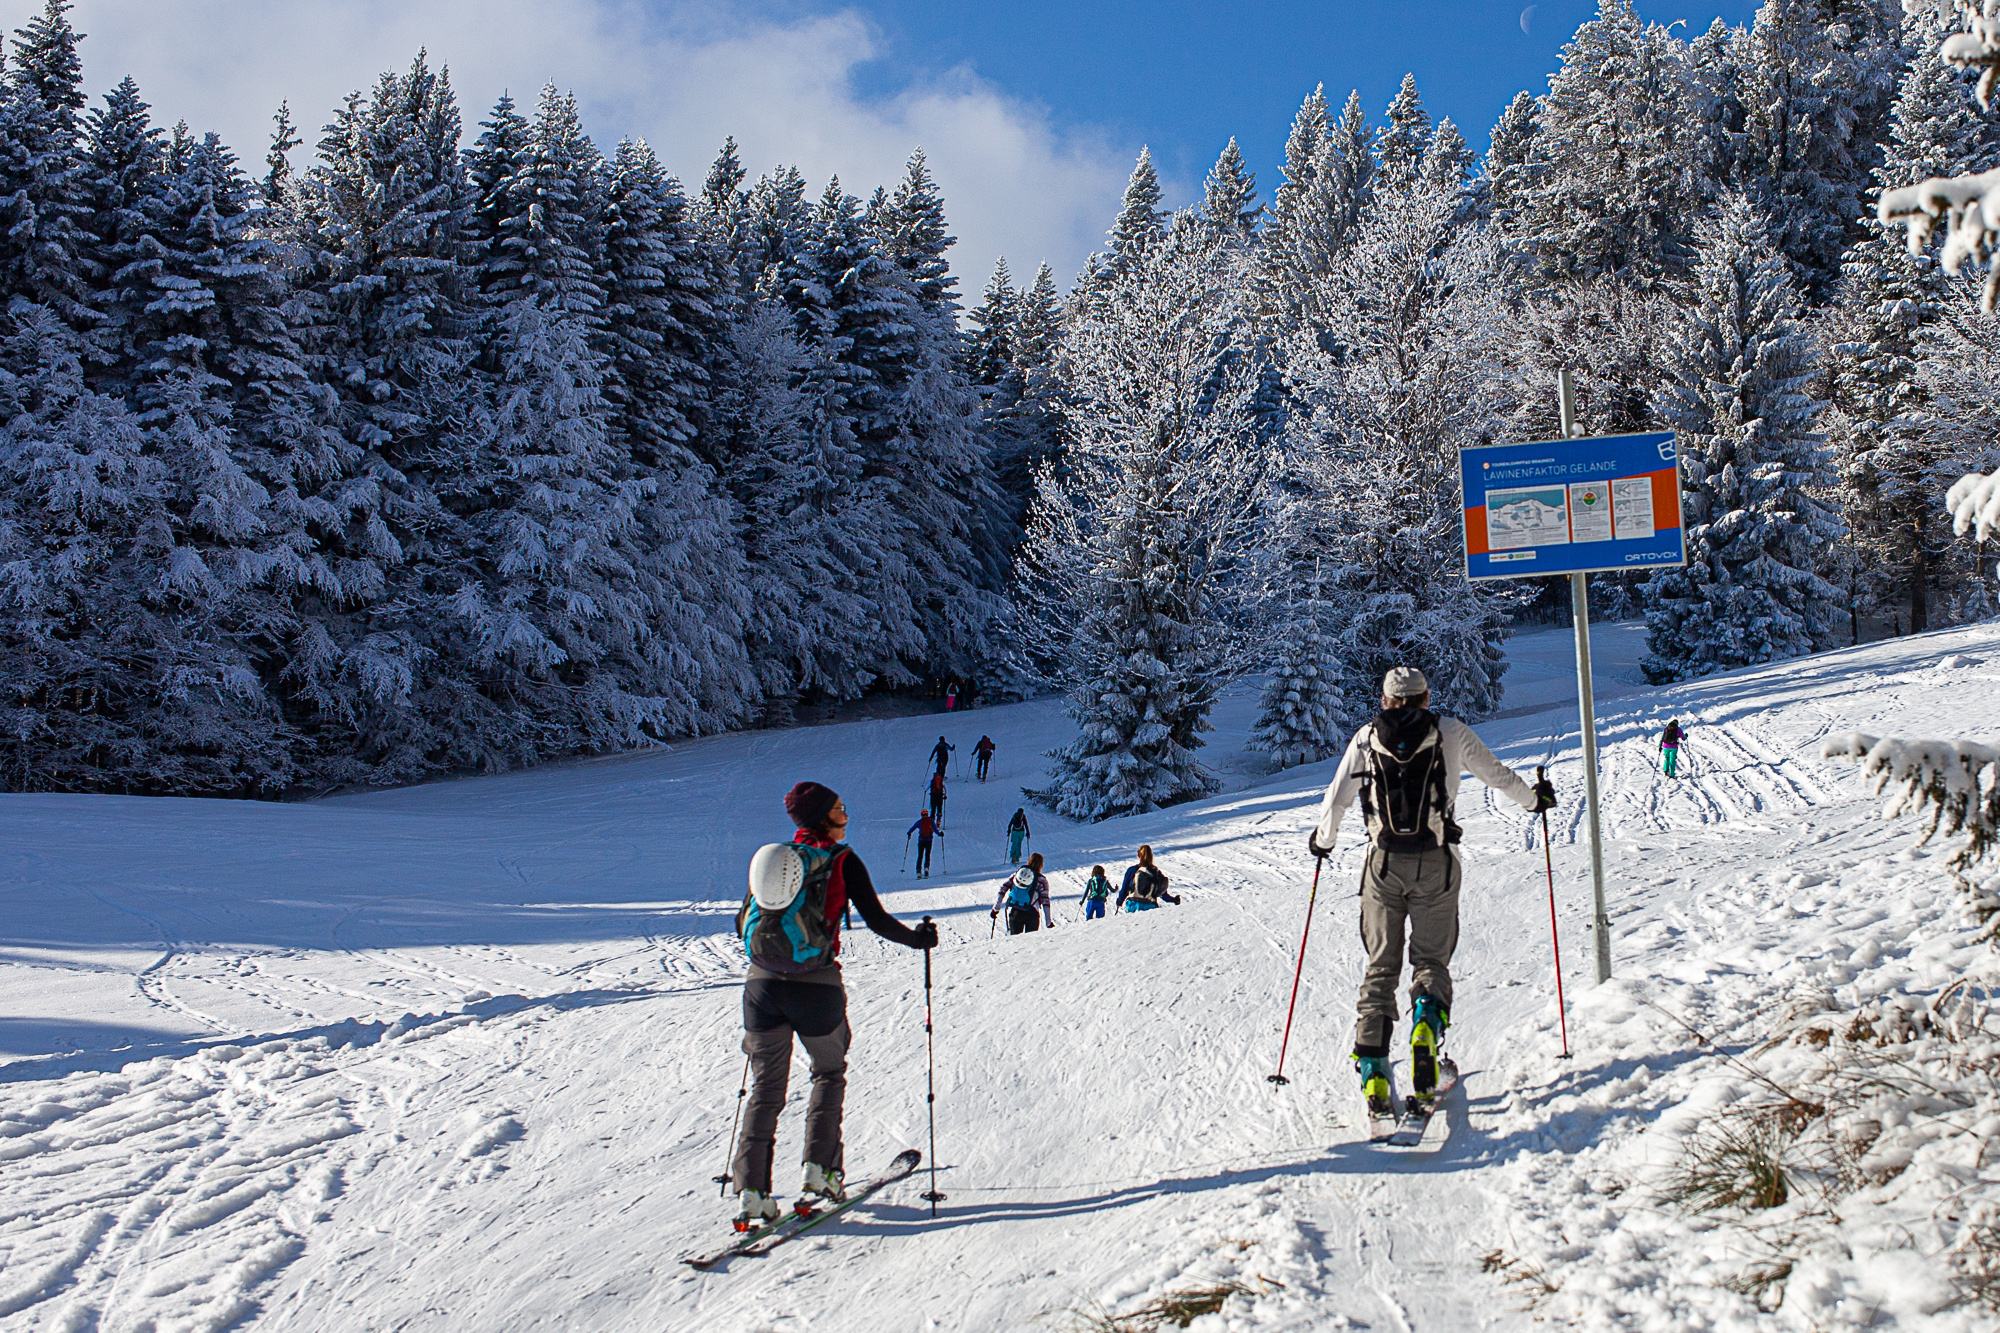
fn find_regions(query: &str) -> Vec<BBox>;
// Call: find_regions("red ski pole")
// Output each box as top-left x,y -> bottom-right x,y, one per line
1268,857 -> 1323,1086
1537,766 -> 1572,1060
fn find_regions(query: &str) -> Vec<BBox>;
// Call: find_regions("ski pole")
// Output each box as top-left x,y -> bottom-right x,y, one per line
902,831 -> 912,874
920,917 -> 945,1217
714,1053 -> 750,1195
1268,856 -> 1323,1086
1538,766 -> 1572,1060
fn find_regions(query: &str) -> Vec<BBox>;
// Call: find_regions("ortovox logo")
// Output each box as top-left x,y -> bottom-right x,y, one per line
1657,438 -> 1677,461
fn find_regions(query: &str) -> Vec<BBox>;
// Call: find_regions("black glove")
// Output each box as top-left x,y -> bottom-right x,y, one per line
989,908 -> 999,919
1307,833 -> 1330,859
912,920 -> 939,950
1532,778 -> 1557,813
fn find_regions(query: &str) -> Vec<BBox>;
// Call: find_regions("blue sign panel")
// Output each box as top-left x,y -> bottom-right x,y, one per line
1460,432 -> 1686,582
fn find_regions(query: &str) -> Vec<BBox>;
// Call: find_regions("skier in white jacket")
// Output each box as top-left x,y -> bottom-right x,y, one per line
1307,666 -> 1555,1117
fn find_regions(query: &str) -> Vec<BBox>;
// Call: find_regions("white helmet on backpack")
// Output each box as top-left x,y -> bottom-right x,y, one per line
749,843 -> 806,910
1012,867 -> 1036,888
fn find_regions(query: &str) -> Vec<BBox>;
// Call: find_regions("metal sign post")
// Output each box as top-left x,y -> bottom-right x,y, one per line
1558,372 -> 1613,985
1458,370 -> 1686,984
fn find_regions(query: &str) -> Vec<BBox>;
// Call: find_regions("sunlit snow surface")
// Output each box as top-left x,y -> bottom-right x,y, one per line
2,620 -> 1997,1329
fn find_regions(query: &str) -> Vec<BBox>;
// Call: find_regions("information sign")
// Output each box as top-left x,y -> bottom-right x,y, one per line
1460,432 -> 1686,581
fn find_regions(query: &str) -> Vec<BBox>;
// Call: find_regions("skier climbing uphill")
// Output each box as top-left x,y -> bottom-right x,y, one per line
929,736 -> 954,778
928,771 -> 948,828
991,852 -> 1055,934
1116,845 -> 1180,911
1006,807 -> 1031,865
1307,667 -> 1555,1124
1660,719 -> 1685,778
1080,865 -> 1112,920
907,809 -> 939,878
730,782 -> 937,1232
974,735 -> 996,781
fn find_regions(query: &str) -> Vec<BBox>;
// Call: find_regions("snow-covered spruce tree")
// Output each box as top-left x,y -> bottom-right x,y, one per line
0,305 -> 295,793
1202,137 -> 1260,238
1733,0 -> 1906,300
1021,216 -> 1267,820
1825,12 -> 2000,637
870,151 -> 1013,602
1251,607 -> 1352,769
593,137 -> 758,733
1643,195 -> 1842,684
1081,147 -> 1165,310
286,53 -> 489,782
1374,73 -> 1430,195
0,0 -> 91,335
1279,105 -> 1515,721
1261,86 -> 1373,326
1504,0 -> 1710,288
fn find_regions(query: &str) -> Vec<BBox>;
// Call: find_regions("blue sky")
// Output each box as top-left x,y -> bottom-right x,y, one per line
796,0 -> 1765,208
52,1 -> 1765,287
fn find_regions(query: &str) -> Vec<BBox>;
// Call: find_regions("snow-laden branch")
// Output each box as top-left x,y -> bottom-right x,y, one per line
1823,730 -> 2000,868
1947,465 -> 2000,540
1881,3 -> 2000,308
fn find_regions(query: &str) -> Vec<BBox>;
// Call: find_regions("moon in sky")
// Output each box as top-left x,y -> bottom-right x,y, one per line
1520,5 -> 1537,35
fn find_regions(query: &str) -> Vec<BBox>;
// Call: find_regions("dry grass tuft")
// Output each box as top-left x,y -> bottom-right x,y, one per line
1660,1115 -> 1797,1213
1481,1248 -> 1560,1297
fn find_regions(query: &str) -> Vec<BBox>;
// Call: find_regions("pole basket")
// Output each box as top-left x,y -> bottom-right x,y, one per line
1265,1073 -> 1290,1086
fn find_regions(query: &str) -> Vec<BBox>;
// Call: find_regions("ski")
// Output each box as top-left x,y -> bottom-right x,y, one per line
1381,1059 -> 1458,1150
682,1149 -> 922,1270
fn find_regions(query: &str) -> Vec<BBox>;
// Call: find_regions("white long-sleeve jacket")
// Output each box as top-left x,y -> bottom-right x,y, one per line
1311,714 -> 1538,855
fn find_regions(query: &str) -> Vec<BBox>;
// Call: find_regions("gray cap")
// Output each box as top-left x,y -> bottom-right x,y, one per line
1382,666 -> 1429,699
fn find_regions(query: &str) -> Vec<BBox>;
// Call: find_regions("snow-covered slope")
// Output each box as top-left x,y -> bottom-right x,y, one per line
2,621 -> 1997,1330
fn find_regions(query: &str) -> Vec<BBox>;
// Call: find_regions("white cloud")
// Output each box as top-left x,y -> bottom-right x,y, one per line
47,0 -> 1137,292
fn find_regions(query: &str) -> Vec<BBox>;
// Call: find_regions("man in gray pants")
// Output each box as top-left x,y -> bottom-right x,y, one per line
1308,667 -> 1554,1114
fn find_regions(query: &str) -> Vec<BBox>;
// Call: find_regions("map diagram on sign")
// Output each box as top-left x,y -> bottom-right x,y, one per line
1485,486 -> 1570,549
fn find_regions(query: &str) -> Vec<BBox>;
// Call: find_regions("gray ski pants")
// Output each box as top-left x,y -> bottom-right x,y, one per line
732,980 -> 850,1194
1353,847 -> 1459,1053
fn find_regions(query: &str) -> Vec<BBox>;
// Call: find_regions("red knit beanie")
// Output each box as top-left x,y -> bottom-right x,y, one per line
785,781 -> 839,830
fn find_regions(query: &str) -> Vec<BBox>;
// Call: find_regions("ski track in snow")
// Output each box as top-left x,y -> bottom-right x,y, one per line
1,622 -> 1997,1328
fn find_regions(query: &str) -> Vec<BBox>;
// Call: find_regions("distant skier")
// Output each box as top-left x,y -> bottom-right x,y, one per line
974,735 -> 996,782
945,682 -> 959,711
1006,808 -> 1031,865
929,735 -> 954,778
1307,666 -> 1555,1120
1660,719 -> 1685,778
929,771 -> 948,828
730,782 -> 937,1231
1080,864 -> 1113,921
1116,844 -> 1180,912
991,852 -> 1055,934
907,809 -> 939,878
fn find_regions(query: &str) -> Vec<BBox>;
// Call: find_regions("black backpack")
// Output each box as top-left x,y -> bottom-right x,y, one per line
1359,709 -> 1461,852
737,843 -> 845,973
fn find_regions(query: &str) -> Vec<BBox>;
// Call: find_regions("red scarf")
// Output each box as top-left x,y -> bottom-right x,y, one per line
793,828 -> 849,957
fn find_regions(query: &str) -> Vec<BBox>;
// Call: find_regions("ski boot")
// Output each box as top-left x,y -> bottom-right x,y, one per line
799,1162 -> 845,1215
1410,995 -> 1449,1097
732,1189 -> 780,1233
1353,1053 -> 1395,1120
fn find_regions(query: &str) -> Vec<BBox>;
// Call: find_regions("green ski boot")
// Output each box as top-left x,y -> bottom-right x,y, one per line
1410,996 -> 1449,1097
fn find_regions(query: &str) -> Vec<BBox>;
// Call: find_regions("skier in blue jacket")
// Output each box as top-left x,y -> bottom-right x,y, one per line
1116,845 -> 1180,912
